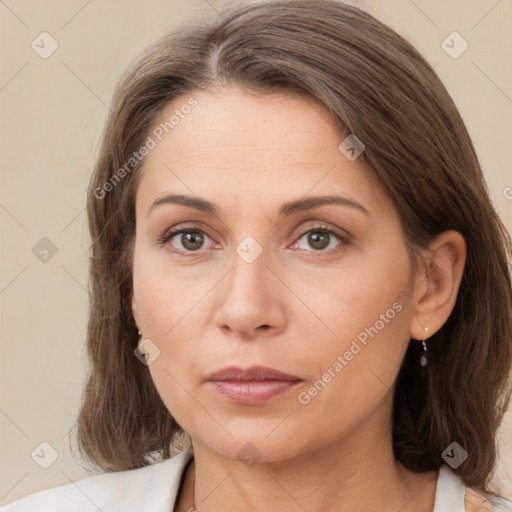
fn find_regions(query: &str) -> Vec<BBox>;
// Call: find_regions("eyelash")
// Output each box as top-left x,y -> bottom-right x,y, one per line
156,223 -> 352,258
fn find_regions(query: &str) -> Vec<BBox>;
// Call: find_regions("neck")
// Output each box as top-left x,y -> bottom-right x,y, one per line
176,397 -> 438,512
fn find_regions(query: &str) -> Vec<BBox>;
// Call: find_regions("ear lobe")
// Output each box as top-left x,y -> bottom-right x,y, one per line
409,230 -> 466,340
131,289 -> 140,329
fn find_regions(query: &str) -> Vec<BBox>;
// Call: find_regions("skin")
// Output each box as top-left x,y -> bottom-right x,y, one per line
131,87 -> 466,512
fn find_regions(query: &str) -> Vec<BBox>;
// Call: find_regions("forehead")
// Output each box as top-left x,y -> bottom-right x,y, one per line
135,87 -> 389,217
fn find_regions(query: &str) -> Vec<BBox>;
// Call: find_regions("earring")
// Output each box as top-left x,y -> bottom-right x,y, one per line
420,326 -> 428,367
137,329 -> 146,356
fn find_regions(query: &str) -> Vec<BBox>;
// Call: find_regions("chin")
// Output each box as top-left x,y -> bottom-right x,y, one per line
189,419 -> 318,466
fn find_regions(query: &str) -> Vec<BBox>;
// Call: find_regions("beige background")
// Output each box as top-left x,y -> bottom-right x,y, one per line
1,0 -> 511,505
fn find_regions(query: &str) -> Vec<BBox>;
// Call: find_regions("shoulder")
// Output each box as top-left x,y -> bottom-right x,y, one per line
432,465 -> 511,512
0,449 -> 193,512
465,488 -> 512,512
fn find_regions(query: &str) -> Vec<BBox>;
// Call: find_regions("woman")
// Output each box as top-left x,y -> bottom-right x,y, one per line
2,0 -> 511,510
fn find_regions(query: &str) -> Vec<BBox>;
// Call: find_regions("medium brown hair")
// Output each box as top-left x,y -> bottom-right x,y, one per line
76,0 -> 512,499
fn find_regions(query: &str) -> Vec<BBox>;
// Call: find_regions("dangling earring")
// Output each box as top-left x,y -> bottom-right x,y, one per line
420,326 -> 428,367
137,329 -> 145,356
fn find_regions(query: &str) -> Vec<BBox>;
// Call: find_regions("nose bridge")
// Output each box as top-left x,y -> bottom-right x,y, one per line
224,206 -> 272,289
226,239 -> 272,306
213,235 -> 286,337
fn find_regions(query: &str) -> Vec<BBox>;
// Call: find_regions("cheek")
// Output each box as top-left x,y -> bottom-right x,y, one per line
132,241 -> 203,338
131,244 -> 215,410
290,303 -> 411,445
290,246 -> 413,407
294,245 -> 412,353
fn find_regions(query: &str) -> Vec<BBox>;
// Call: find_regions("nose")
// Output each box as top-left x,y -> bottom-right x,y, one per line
213,253 -> 287,340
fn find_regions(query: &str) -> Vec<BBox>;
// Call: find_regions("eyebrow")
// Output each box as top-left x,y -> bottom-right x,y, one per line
149,193 -> 371,217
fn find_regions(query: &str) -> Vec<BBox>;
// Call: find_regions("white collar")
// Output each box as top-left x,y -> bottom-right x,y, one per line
433,464 -> 466,512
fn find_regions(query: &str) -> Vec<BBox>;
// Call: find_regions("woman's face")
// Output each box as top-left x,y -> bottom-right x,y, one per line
131,87 -> 420,462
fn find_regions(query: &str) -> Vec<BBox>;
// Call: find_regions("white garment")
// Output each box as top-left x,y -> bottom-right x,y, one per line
1,449 -> 511,511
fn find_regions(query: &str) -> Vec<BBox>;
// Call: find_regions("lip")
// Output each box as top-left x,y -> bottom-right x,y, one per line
206,365 -> 301,382
206,365 -> 302,405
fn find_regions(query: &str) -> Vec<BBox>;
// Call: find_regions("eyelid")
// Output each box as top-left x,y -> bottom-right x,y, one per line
293,221 -> 352,241
156,220 -> 353,256
156,222 -> 216,249
289,223 -> 352,257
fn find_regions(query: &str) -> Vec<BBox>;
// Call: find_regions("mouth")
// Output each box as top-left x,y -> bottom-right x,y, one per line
205,365 -> 303,405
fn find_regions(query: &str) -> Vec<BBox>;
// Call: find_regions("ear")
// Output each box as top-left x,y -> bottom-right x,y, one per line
409,230 -> 466,340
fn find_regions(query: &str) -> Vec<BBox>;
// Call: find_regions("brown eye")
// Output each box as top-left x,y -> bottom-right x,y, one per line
178,231 -> 205,251
306,231 -> 331,250
158,228 -> 215,254
293,226 -> 350,255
